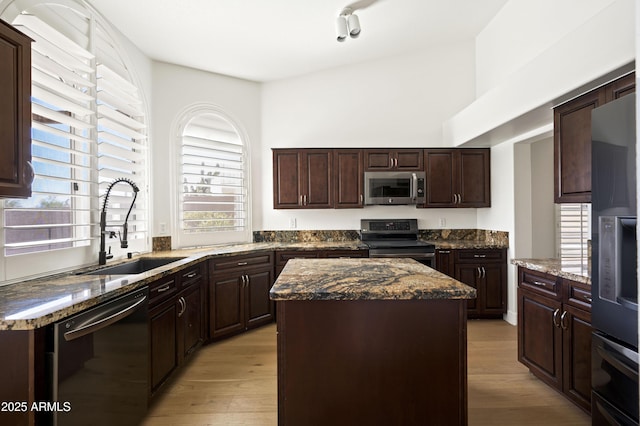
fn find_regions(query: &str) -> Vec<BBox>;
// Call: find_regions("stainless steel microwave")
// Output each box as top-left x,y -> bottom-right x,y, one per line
364,171 -> 425,205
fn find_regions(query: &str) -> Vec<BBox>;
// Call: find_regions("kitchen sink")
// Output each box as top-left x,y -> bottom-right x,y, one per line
84,257 -> 186,275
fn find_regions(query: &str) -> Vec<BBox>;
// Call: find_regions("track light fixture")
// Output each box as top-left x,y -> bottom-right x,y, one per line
336,7 -> 361,42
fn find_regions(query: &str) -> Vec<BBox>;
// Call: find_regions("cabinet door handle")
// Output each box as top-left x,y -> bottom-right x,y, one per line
477,267 -> 482,278
585,295 -> 593,303
156,282 -> 172,293
177,297 -> 186,317
552,308 -> 561,328
482,267 -> 486,278
560,311 -> 568,330
303,194 -> 307,205
360,194 -> 364,204
240,275 -> 246,287
245,275 -> 250,287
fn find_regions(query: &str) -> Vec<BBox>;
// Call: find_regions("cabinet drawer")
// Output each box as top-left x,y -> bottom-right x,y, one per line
275,250 -> 321,267
455,249 -> 505,263
179,263 -> 204,289
211,252 -> 274,271
149,275 -> 179,307
518,267 -> 560,299
564,279 -> 592,311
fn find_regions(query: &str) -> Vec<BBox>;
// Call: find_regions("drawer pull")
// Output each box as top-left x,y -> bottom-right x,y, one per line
439,250 -> 451,254
237,261 -> 249,266
474,254 -> 487,258
185,271 -> 197,278
585,296 -> 592,303
531,280 -> 547,287
156,283 -> 172,293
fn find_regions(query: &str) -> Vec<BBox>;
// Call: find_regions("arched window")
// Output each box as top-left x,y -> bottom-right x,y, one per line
1,0 -> 148,281
177,108 -> 250,247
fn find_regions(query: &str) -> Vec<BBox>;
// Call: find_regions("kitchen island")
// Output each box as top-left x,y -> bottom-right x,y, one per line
269,258 -> 476,426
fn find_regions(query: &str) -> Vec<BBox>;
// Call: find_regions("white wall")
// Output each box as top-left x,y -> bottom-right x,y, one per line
476,0 -> 617,96
151,62 -> 262,247
530,138 -> 556,258
258,41 -> 482,231
445,0 -> 635,148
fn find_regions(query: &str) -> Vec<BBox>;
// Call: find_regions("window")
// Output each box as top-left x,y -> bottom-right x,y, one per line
177,110 -> 249,247
1,1 -> 147,280
556,203 -> 590,259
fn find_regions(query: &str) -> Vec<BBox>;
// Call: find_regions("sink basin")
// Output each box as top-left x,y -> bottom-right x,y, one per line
85,257 -> 186,275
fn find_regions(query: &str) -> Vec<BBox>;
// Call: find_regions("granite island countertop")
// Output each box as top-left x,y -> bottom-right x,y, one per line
511,258 -> 591,285
270,258 -> 477,301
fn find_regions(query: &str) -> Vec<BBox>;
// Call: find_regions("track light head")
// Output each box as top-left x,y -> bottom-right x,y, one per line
336,15 -> 348,42
347,14 -> 360,38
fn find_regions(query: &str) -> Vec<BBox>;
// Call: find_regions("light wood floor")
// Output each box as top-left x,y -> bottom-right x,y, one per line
143,320 -> 591,425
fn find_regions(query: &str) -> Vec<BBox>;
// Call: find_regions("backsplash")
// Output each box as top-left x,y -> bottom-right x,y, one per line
253,229 -> 509,246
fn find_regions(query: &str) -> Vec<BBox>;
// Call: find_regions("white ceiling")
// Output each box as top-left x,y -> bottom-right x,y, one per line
87,0 -> 508,83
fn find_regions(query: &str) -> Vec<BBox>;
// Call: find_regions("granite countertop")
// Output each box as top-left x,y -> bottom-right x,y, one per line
425,239 -> 508,250
0,241 -> 367,331
511,258 -> 591,285
0,238 -> 502,330
270,258 -> 476,301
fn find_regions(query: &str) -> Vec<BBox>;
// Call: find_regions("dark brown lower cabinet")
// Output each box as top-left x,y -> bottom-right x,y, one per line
517,267 -> 592,413
209,252 -> 275,340
149,262 -> 206,394
436,248 -> 507,319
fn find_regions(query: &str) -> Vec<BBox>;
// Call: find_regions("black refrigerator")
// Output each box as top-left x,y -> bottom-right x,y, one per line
591,92 -> 639,425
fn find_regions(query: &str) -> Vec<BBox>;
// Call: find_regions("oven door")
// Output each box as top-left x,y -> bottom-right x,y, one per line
368,248 -> 435,268
592,331 -> 639,425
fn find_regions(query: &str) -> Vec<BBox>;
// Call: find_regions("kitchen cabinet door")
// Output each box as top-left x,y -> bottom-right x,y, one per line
333,149 -> 363,208
455,264 -> 479,315
273,149 -> 333,208
435,249 -> 455,277
150,299 -> 178,392
562,304 -> 592,412
554,72 -> 635,203
209,272 -> 245,339
177,282 -> 204,362
364,149 -> 423,171
0,20 -> 32,198
518,287 -> 563,390
245,268 -> 275,329
424,149 -> 490,208
554,89 -> 605,203
458,149 -> 491,207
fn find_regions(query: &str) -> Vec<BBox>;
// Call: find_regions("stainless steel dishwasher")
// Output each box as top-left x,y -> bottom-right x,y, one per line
48,287 -> 149,426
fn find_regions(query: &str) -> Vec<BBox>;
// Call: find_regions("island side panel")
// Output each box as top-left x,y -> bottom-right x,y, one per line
276,299 -> 468,426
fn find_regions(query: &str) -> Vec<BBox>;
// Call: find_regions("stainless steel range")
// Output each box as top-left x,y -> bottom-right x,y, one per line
360,219 -> 435,267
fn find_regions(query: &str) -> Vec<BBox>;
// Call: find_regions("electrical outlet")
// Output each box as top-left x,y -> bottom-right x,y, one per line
159,222 -> 167,234
289,218 -> 297,229
439,218 -> 446,227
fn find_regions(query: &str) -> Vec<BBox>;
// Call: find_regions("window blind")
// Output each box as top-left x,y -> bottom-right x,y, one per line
181,114 -> 247,233
556,203 -> 590,259
4,5 -> 147,257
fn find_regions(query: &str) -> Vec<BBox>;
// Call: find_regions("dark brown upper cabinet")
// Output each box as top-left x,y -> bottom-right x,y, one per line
554,72 -> 635,203
273,149 -> 333,209
423,148 -> 491,208
333,149 -> 364,208
0,20 -> 33,198
364,149 -> 423,171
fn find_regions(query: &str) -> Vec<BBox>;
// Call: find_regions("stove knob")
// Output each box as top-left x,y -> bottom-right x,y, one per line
388,198 -> 393,204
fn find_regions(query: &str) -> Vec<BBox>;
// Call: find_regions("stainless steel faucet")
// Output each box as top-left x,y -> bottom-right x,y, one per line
99,178 -> 140,265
